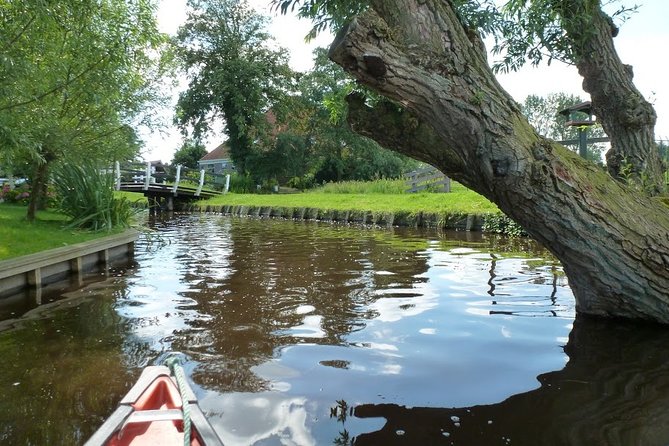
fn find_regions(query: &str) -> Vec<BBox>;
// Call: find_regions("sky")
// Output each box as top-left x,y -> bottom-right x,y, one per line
143,0 -> 669,162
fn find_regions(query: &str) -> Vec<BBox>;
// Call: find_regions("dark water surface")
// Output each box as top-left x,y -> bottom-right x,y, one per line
2,214 -> 669,445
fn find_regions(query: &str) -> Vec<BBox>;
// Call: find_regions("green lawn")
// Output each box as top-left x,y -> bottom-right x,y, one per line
115,191 -> 148,204
0,205 -> 123,261
197,181 -> 499,215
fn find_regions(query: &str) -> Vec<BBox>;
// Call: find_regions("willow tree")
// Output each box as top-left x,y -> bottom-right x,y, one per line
0,0 -> 167,221
272,0 -> 669,323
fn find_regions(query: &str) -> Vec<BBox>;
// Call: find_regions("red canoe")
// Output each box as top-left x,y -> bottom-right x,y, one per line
85,365 -> 223,446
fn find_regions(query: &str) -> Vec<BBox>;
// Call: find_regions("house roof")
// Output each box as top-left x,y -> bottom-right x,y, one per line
200,143 -> 231,161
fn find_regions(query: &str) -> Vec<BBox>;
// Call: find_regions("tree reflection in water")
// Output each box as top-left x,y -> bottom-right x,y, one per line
341,316 -> 669,446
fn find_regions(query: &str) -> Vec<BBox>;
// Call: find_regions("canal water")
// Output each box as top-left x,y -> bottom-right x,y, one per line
2,214 -> 669,445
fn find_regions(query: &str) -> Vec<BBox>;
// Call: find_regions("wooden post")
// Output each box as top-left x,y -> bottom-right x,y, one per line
172,164 -> 182,195
99,249 -> 110,277
143,161 -> 151,190
578,127 -> 588,158
115,161 -> 121,190
224,174 -> 231,194
99,248 -> 109,265
195,169 -> 206,196
70,257 -> 83,286
27,268 -> 42,288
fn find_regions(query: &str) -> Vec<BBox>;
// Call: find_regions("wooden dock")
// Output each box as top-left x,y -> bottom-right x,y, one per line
0,230 -> 138,301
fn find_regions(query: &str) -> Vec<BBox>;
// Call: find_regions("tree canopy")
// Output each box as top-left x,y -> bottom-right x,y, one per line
0,0 -> 169,220
175,1 -> 416,186
172,139 -> 208,168
175,0 -> 295,173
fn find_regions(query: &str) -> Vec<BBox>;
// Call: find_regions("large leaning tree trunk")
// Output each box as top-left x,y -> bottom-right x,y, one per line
328,0 -> 669,323
554,0 -> 663,192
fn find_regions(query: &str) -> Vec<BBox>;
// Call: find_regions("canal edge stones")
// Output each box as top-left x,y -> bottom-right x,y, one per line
181,203 -> 487,231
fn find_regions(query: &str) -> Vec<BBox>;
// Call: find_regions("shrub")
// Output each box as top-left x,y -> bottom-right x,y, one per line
228,173 -> 256,193
53,161 -> 138,231
287,173 -> 315,191
482,214 -> 527,237
0,183 -> 31,205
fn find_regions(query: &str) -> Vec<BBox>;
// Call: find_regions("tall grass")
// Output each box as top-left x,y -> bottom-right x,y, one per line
53,161 -> 138,231
312,179 -> 407,194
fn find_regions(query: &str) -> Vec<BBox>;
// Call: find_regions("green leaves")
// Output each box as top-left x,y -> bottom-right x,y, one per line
270,0 -> 366,40
52,160 -> 138,231
0,0 -> 168,218
175,0 -> 295,172
172,139 -> 208,168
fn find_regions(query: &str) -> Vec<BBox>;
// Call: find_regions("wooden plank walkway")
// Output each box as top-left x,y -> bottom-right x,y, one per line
118,182 -> 220,200
115,162 -> 225,210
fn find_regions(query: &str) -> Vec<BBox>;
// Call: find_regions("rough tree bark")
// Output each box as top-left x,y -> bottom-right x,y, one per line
26,148 -> 55,222
554,0 -> 663,191
328,0 -> 669,323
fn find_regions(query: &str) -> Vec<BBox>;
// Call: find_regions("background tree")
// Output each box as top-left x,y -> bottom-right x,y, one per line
274,0 -> 661,191
521,92 -> 606,163
289,48 -> 418,185
273,0 -> 669,323
175,0 -> 295,174
493,0 -> 662,191
171,138 -> 208,168
0,0 -> 168,221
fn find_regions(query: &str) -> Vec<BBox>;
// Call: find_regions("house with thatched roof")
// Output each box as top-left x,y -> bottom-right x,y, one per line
198,143 -> 235,174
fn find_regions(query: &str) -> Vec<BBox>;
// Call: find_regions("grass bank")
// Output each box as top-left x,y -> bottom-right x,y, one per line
0,205 -> 124,260
197,181 -> 499,215
115,191 -> 148,205
189,180 -> 507,231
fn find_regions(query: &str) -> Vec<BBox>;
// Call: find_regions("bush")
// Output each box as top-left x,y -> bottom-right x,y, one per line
0,183 -> 31,205
228,173 -> 256,193
53,161 -> 137,231
0,183 -> 59,208
482,214 -> 527,237
287,173 -> 316,191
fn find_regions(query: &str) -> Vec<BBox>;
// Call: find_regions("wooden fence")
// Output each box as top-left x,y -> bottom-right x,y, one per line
405,166 -> 451,193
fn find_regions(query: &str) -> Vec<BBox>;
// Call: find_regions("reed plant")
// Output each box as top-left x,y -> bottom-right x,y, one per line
53,161 -> 138,231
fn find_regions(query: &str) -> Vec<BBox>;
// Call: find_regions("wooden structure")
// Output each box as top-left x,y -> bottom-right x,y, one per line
0,230 -> 137,301
115,162 -> 226,211
558,101 -> 609,158
405,166 -> 451,193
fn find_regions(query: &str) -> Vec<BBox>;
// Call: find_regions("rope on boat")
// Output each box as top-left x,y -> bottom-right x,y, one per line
165,356 -> 192,446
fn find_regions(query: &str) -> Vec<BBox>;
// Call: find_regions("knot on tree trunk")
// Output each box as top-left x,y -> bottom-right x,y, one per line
363,53 -> 387,78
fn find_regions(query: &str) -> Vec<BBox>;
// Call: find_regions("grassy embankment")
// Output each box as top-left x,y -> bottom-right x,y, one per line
195,180 -> 499,215
113,179 -> 499,215
0,205 -> 125,261
0,181 -> 501,261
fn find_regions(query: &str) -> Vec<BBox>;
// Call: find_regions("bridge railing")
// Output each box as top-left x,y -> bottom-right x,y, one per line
114,162 -> 230,196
